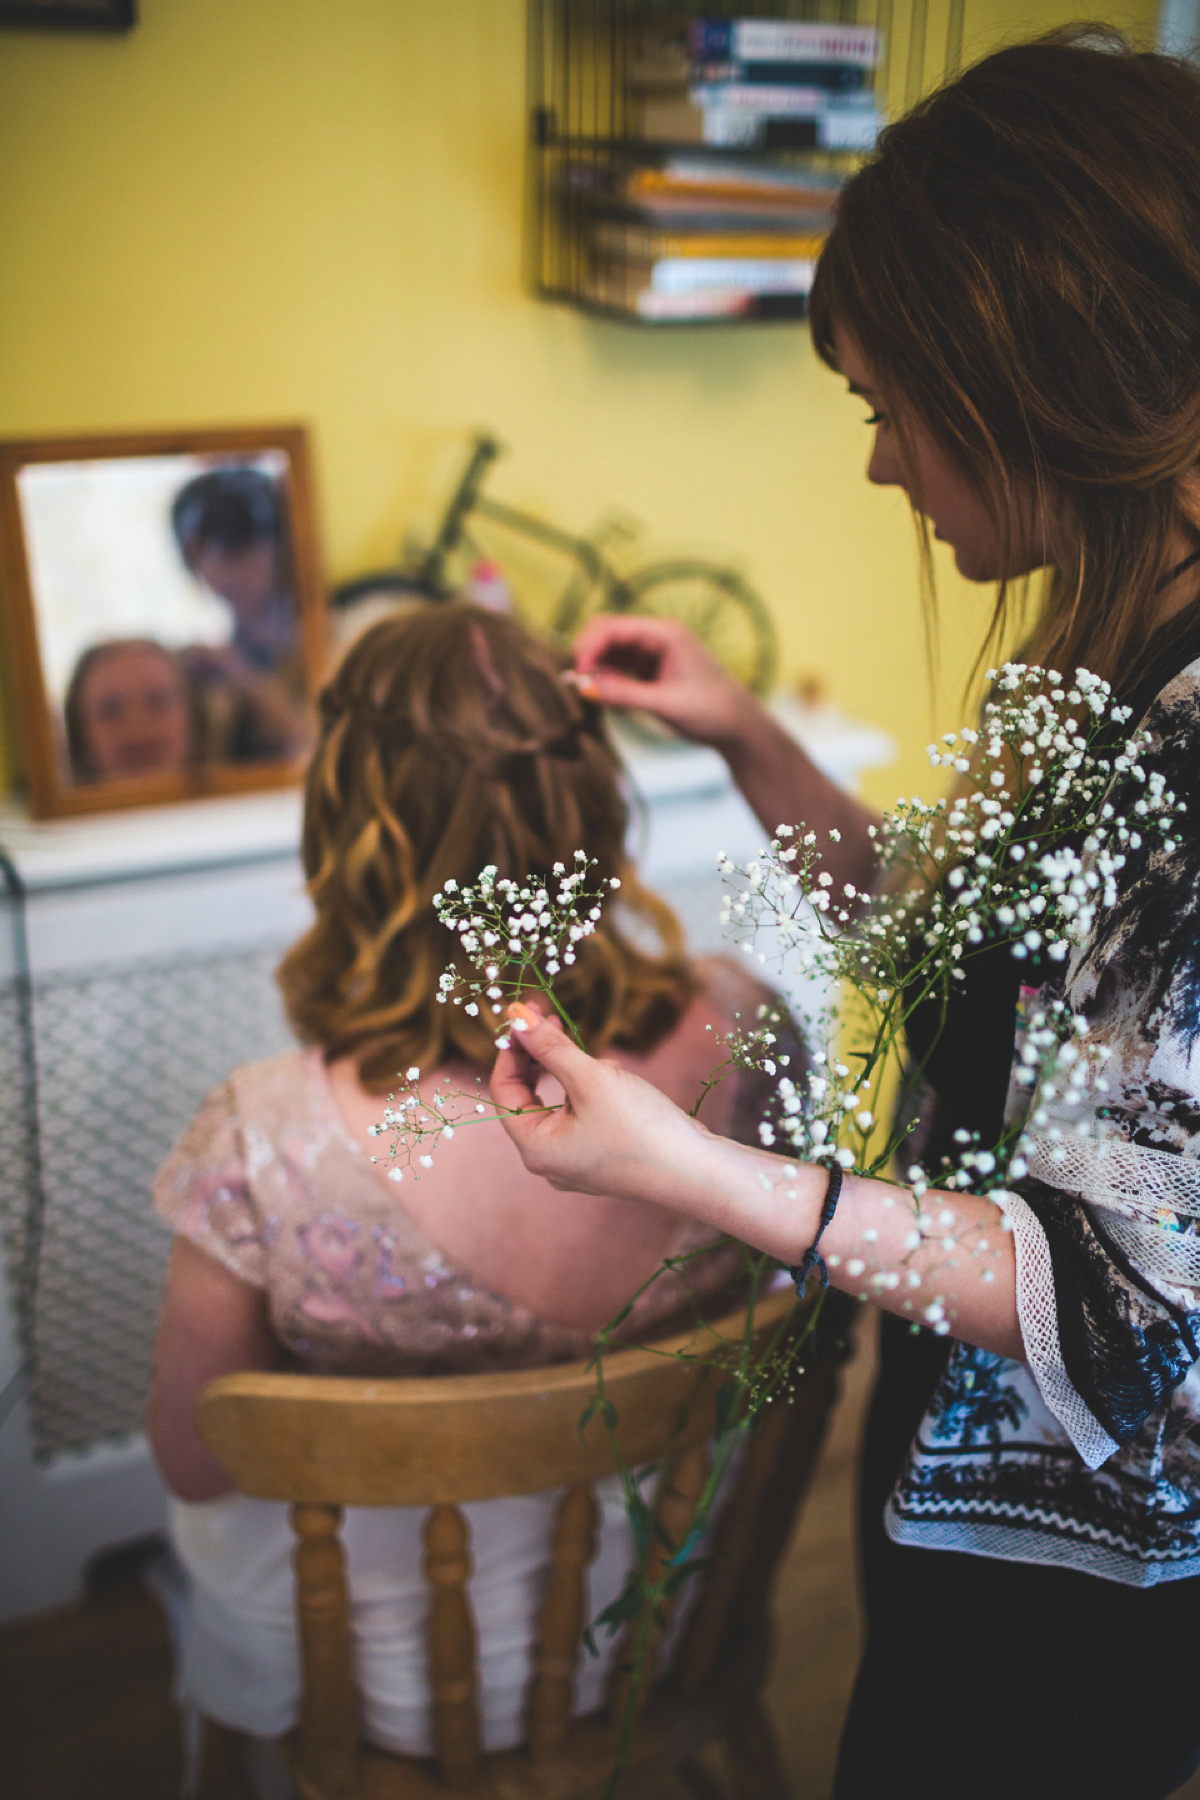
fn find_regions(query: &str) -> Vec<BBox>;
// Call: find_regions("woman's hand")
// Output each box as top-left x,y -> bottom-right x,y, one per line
571,615 -> 761,750
492,1008 -> 1022,1355
572,616 -> 881,891
490,1003 -> 711,1207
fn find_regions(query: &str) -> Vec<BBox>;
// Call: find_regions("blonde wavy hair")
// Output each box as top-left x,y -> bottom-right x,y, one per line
278,602 -> 696,1089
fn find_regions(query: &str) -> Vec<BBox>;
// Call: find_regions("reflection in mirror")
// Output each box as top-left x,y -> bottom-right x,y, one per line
19,453 -> 307,784
0,429 -> 324,817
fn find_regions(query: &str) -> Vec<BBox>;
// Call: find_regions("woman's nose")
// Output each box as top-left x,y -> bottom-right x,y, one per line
867,431 -> 904,490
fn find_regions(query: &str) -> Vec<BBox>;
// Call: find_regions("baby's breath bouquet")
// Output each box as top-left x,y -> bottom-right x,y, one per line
373,663 -> 1184,1795
723,665 -> 1179,1199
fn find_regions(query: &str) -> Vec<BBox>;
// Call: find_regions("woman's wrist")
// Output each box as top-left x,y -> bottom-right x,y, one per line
635,1125 -> 827,1261
706,687 -> 779,767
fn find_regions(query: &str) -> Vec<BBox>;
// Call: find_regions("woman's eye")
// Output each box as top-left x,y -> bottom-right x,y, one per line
864,410 -> 886,427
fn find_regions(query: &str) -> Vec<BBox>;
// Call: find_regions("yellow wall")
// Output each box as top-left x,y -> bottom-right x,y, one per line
0,0 -> 1160,808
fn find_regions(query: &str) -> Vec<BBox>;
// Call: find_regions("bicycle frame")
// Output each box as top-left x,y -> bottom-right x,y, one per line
333,433 -> 778,693
416,435 -> 610,629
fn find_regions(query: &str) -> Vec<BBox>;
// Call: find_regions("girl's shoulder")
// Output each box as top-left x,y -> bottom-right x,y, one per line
152,1047 -> 343,1245
225,1045 -> 328,1123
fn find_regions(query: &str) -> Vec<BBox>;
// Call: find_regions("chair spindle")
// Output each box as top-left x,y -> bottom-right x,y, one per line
424,1502 -> 481,1787
526,1480 -> 599,1761
291,1502 -> 360,1799
609,1440 -> 709,1725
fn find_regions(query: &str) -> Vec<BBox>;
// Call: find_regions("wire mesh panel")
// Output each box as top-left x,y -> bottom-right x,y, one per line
0,932 -> 296,1460
527,0 -> 963,323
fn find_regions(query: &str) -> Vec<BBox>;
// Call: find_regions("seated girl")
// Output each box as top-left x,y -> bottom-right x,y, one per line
146,602 -> 794,1765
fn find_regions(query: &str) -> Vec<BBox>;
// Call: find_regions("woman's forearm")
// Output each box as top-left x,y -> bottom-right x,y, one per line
492,1014 -> 1021,1361
639,1126 -> 1020,1358
714,701 -> 881,894
569,614 -> 880,891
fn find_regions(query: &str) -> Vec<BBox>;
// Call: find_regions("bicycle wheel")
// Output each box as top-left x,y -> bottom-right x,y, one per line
614,560 -> 779,696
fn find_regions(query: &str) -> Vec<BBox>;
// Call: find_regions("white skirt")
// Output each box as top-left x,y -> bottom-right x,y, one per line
170,1472 -> 652,1754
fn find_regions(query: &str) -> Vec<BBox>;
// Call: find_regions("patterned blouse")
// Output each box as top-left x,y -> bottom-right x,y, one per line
890,653 -> 1200,1585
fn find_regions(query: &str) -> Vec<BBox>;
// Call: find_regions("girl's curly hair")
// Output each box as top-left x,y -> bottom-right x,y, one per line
277,602 -> 696,1089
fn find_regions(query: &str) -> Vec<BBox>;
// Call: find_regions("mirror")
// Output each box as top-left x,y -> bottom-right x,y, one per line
0,426 -> 326,817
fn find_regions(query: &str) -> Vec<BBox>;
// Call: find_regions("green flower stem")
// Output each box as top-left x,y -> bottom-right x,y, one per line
597,1255 -> 829,1800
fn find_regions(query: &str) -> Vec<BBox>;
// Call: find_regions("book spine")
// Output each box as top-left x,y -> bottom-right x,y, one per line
691,60 -> 869,92
651,159 -> 843,197
592,225 -> 828,260
650,257 -> 816,295
689,19 -> 880,68
691,83 -> 835,115
634,288 -> 752,320
818,110 -> 882,151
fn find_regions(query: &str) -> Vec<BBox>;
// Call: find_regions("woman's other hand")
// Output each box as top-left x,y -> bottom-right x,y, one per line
571,616 -> 759,751
490,1002 -> 709,1207
572,615 -> 881,892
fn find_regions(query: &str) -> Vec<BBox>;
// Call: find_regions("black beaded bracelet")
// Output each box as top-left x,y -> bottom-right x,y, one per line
790,1163 -> 845,1294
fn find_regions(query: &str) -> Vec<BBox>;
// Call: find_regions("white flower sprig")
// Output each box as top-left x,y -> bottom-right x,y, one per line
372,853 -> 626,1178
432,850 -> 620,1049
367,1067 -> 494,1183
360,663 -> 1185,1800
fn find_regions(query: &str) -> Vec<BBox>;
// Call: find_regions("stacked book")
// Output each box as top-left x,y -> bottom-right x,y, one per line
629,17 -> 883,153
577,156 -> 841,320
561,16 -> 882,323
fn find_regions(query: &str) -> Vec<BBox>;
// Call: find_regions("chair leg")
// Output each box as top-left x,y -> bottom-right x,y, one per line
194,1718 -> 265,1800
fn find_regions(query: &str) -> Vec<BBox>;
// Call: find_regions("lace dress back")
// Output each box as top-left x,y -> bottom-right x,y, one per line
154,1045 -> 746,1378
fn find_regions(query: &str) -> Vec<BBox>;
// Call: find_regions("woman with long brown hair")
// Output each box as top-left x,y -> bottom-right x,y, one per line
146,602 -> 784,1771
495,30 -> 1200,1799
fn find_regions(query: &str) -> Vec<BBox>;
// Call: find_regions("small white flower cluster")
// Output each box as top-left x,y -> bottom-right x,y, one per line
368,1067 -> 491,1183
1007,995 -> 1113,1173
432,851 -> 620,1048
923,663 -> 1181,959
759,1044 -> 875,1172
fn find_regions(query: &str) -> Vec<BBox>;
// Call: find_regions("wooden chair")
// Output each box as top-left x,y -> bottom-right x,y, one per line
195,1286 -> 855,1800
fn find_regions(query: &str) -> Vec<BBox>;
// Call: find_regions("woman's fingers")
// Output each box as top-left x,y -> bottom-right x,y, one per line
491,1003 -> 571,1113
491,999 -> 711,1203
570,614 -> 750,746
573,613 -> 685,681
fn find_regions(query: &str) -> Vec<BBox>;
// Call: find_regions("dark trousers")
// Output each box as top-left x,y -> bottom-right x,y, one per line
834,1316 -> 1200,1800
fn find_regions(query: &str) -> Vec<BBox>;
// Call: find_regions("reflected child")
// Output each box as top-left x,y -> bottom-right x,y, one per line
64,637 -> 195,783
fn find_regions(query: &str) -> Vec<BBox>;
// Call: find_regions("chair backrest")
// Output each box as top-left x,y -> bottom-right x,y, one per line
196,1288 -> 805,1797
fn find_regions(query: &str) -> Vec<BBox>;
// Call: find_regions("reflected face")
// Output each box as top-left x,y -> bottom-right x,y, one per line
188,539 -> 280,621
76,643 -> 191,778
834,325 -> 1053,583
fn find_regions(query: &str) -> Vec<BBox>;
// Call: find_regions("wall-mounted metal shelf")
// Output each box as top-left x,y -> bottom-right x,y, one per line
527,0 -> 963,325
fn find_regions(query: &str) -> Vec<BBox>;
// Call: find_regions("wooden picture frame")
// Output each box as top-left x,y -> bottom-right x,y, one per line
0,0 -> 135,29
0,425 -> 327,819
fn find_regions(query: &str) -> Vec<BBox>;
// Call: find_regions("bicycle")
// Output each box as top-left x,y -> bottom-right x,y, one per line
330,434 -> 779,695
